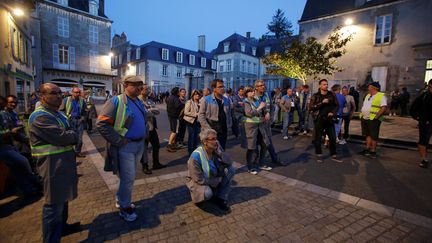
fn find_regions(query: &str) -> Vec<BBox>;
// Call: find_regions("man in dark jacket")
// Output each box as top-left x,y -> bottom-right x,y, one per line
309,79 -> 340,163
410,79 -> 432,168
166,87 -> 181,152
400,87 -> 410,116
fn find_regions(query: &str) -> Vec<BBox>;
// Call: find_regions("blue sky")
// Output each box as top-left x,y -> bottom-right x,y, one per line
106,0 -> 307,51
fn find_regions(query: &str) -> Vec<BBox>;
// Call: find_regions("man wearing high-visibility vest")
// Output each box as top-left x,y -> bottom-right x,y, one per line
96,76 -> 147,222
60,87 -> 86,158
359,82 -> 387,159
29,83 -> 80,243
186,128 -> 236,212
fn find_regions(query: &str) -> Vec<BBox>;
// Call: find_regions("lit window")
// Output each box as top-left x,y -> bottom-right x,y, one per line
176,52 -> 183,63
375,15 -> 392,45
240,43 -> 245,52
425,60 -> 432,83
162,48 -> 169,60
201,57 -> 206,68
57,16 -> 69,38
223,42 -> 230,53
89,25 -> 98,44
227,59 -> 232,72
189,54 -> 195,65
136,48 -> 141,59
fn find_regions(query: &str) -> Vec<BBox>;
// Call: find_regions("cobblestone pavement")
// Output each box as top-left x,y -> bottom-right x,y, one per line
1,147 -> 432,242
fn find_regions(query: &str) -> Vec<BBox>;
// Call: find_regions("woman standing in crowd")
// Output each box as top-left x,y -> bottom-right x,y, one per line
184,89 -> 202,155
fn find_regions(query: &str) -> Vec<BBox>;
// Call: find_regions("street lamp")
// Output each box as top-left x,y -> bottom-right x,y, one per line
13,8 -> 24,17
345,18 -> 353,26
109,52 -> 114,57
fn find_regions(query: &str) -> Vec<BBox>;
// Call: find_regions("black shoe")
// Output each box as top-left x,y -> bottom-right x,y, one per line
358,149 -> 370,156
61,222 -> 82,236
211,197 -> 231,212
166,144 -> 176,153
419,160 -> 429,168
76,153 -> 86,158
273,159 -> 285,166
142,164 -> 152,174
368,151 -> 377,159
152,163 -> 167,170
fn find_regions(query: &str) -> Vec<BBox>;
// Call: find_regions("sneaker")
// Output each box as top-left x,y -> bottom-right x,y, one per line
259,165 -> 272,171
338,139 -> 347,145
316,154 -> 323,163
119,207 -> 138,222
115,202 -> 136,209
419,160 -> 429,168
248,169 -> 258,175
283,136 -> 288,140
358,149 -> 370,156
166,144 -> 176,153
331,155 -> 343,163
152,163 -> 167,170
303,131 -> 307,135
368,151 -> 377,159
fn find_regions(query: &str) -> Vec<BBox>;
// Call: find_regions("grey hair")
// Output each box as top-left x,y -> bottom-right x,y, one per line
199,129 -> 217,142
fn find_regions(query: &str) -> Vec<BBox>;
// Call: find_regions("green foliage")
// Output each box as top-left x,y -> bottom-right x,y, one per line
267,9 -> 293,39
263,26 -> 353,84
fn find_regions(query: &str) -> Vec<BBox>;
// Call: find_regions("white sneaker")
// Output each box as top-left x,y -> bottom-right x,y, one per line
338,139 -> 347,145
303,131 -> 307,135
248,169 -> 258,175
119,207 -> 138,222
259,165 -> 272,171
283,136 -> 288,140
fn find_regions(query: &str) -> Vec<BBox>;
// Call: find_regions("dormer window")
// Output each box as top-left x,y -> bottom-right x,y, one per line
162,48 -> 169,60
223,42 -> 230,53
264,47 -> 271,55
58,0 -> 68,6
240,43 -> 246,52
176,52 -> 183,63
201,57 -> 206,68
89,0 -> 99,15
252,47 -> 257,56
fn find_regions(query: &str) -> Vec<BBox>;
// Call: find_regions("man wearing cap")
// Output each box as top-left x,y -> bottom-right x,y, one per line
96,75 -> 147,222
359,82 -> 387,159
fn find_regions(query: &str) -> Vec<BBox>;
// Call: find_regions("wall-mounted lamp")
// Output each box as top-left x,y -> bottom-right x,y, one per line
13,8 -> 24,17
345,18 -> 353,26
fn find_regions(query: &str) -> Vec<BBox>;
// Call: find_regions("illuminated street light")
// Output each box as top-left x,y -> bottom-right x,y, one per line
13,8 -> 24,16
127,63 -> 131,67
345,18 -> 353,26
109,52 -> 114,57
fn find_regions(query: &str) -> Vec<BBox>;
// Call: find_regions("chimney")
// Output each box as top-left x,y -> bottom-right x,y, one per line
198,35 -> 206,52
246,32 -> 251,38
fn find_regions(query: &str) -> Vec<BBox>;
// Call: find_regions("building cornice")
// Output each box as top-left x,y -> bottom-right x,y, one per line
39,1 -> 113,24
43,68 -> 115,77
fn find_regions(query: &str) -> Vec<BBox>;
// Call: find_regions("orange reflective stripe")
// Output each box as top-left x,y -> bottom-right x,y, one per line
98,115 -> 114,125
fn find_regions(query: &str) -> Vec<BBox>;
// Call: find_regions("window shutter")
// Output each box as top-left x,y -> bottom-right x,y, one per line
52,44 -> 59,68
65,18 -> 69,38
69,46 -> 75,70
159,64 -> 163,76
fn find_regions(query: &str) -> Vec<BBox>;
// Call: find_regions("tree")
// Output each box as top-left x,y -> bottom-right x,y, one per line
267,9 -> 293,39
263,26 -> 353,84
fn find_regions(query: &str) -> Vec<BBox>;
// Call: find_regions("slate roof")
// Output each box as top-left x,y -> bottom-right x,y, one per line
300,0 -> 399,22
47,0 -> 108,18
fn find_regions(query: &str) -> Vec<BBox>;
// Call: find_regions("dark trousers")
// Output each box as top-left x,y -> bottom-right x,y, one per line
209,121 -> 227,150
42,202 -> 68,243
176,119 -> 186,143
187,121 -> 201,155
314,119 -> 337,155
70,118 -> 83,153
86,117 -> 93,132
267,135 -> 279,162
141,130 -> 160,167
342,116 -> 351,139
247,131 -> 267,170
231,116 -> 239,138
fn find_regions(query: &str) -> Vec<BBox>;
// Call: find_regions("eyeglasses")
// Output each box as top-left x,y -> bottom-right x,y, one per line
216,86 -> 225,89
256,85 -> 265,87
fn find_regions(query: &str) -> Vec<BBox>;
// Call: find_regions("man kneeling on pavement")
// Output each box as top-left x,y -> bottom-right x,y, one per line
186,129 -> 236,212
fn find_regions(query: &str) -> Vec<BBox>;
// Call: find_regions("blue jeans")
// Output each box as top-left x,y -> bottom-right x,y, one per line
299,110 -> 311,132
267,135 -> 279,163
204,166 -> 236,201
42,202 -> 68,243
282,112 -> 294,136
117,140 -> 144,208
0,145 -> 39,194
187,121 -> 201,155
70,118 -> 83,153
334,117 -> 343,139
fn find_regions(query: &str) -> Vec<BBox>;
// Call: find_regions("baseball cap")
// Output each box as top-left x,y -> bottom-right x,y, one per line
123,75 -> 144,84
369,82 -> 381,90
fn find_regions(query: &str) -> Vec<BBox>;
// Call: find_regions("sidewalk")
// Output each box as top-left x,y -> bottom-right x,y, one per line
0,134 -> 431,242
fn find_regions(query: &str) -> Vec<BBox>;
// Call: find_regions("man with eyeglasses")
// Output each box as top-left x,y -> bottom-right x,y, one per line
97,75 -> 147,222
198,79 -> 232,150
29,83 -> 81,242
60,87 -> 87,158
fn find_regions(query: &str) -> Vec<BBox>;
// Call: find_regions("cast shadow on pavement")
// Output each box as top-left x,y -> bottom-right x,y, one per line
80,185 -> 270,242
0,194 -> 42,218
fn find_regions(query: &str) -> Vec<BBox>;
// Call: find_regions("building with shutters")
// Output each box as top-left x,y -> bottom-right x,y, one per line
35,0 -> 113,99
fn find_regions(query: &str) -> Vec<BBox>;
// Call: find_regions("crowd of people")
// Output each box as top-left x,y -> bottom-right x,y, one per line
0,76 -> 431,242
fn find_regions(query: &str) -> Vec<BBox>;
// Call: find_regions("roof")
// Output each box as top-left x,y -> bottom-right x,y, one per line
112,41 -> 216,70
47,0 -> 108,18
300,0 -> 399,22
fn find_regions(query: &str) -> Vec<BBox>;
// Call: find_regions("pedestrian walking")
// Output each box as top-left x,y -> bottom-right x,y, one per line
309,79 -> 341,163
96,76 -> 147,222
29,83 -> 81,242
186,128 -> 236,212
198,79 -> 232,150
358,82 -> 387,159
410,79 -> 432,168
183,89 -> 202,155
60,87 -> 86,158
165,87 -> 182,152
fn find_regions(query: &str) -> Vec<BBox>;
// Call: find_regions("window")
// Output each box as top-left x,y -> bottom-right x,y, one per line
252,47 -> 257,56
211,60 -> 217,69
119,54 -> 123,64
53,44 -> 75,70
162,48 -> 169,60
227,59 -> 232,72
223,42 -> 230,53
136,48 -> 141,59
219,61 -> 224,72
90,50 -> 98,73
89,25 -> 98,44
58,0 -> 68,6
57,16 -> 69,38
241,60 -> 246,72
176,66 -> 183,78
11,27 -> 18,59
375,15 -> 392,45
176,52 -> 183,63
189,68 -> 194,74
425,60 -> 432,83
59,45 -> 69,64
201,57 -> 206,68
189,54 -> 195,65
264,47 -> 271,55
89,1 -> 98,15
161,64 -> 168,76
240,43 -> 245,52
253,63 -> 257,74
127,49 -> 131,62
247,62 -> 251,73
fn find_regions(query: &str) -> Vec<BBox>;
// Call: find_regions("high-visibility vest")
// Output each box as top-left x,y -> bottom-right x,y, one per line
29,107 -> 74,157
194,146 -> 211,178
360,92 -> 385,121
243,99 -> 261,124
65,97 -> 84,117
113,94 -> 129,136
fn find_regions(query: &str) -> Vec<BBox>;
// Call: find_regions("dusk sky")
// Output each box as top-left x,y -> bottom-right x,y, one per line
106,0 -> 307,51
